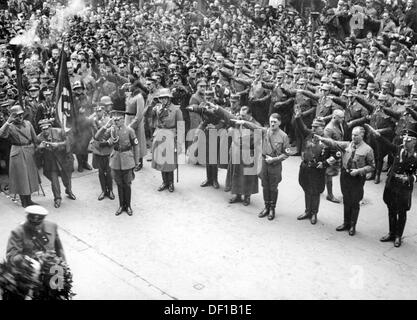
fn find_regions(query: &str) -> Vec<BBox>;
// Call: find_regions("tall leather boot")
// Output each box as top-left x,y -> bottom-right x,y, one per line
259,188 -> 270,218
124,185 -> 133,216
380,209 -> 396,242
310,194 -> 320,225
201,165 -> 213,187
212,165 -> 219,189
298,192 -> 311,220
168,172 -> 174,192
106,169 -> 114,199
98,169 -> 107,200
76,155 -> 83,172
268,189 -> 278,221
349,206 -> 360,236
336,204 -> 351,231
374,169 -> 381,184
158,172 -> 168,191
115,185 -> 124,215
395,212 -> 407,247
20,195 -> 28,208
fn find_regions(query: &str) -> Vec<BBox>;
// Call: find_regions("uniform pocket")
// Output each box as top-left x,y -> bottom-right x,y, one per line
10,149 -> 19,157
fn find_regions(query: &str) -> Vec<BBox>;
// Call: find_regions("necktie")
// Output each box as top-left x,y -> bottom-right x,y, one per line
347,144 -> 357,170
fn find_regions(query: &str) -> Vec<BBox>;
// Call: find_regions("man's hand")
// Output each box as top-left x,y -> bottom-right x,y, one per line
326,156 -> 336,165
265,155 -> 274,164
313,134 -> 323,141
105,118 -> 114,129
6,113 -> 16,124
349,169 -> 361,177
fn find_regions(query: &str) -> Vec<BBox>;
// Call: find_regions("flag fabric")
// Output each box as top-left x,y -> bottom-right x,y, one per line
197,0 -> 209,15
54,48 -> 76,131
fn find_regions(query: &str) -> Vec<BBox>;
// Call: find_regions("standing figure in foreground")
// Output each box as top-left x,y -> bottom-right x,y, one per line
96,107 -> 139,216
91,105 -> 115,201
152,88 -> 183,192
0,105 -> 40,207
317,127 -> 375,236
237,113 -> 290,221
366,123 -> 417,247
37,119 -> 75,208
294,108 -> 338,225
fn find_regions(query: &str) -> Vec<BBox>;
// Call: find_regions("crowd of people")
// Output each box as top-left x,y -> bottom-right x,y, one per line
1,0 -> 417,249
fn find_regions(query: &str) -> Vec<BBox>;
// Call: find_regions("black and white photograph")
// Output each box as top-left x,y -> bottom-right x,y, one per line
1,0 -> 417,304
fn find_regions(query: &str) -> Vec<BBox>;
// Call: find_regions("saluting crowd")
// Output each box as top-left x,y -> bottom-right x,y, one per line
1,0 -> 417,248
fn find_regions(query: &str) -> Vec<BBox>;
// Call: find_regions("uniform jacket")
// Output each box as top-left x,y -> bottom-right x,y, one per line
96,124 -> 139,171
125,92 -> 147,158
6,220 -> 65,265
37,127 -> 74,180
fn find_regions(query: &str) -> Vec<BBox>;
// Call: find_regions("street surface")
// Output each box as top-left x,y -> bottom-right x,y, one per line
1,154 -> 417,300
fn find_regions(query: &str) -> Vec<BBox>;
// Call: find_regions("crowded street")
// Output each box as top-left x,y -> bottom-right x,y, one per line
1,155 -> 417,299
2,0 -> 417,300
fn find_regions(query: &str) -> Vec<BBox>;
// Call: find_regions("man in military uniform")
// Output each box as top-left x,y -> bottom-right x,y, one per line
227,106 -> 259,205
152,88 -> 183,193
355,93 -> 396,184
6,205 -> 65,265
238,113 -> 290,221
317,127 -> 375,236
294,107 -> 338,225
366,122 -> 417,247
96,107 -> 140,216
37,119 -> 75,208
282,78 -> 317,155
0,105 -> 40,207
90,105 -> 115,201
125,82 -> 147,171
24,83 -> 44,134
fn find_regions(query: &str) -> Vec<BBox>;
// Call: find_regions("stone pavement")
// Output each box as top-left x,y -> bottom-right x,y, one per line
1,155 -> 417,299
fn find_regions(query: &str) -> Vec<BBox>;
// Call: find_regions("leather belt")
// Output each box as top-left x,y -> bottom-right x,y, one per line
114,145 -> 132,152
12,143 -> 32,146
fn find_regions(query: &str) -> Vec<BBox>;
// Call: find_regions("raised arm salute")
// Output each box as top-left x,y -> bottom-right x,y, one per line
316,127 -> 375,236
366,123 -> 417,248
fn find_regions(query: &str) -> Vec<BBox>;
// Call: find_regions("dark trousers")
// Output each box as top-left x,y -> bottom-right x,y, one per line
162,171 -> 174,184
305,192 -> 320,215
387,207 -> 407,238
261,161 -> 281,207
50,170 -> 72,201
112,169 -> 133,209
206,164 -> 218,183
76,154 -> 89,167
96,155 -> 112,193
340,169 -> 365,227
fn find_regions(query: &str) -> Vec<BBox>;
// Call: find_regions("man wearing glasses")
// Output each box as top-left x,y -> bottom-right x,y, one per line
366,122 -> 417,247
0,105 -> 40,207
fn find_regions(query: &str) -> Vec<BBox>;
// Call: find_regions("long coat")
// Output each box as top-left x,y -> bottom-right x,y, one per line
70,115 -> 94,155
37,128 -> 74,181
125,93 -> 147,158
188,93 -> 204,130
0,120 -> 40,195
152,102 -> 183,172
228,116 -> 260,195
